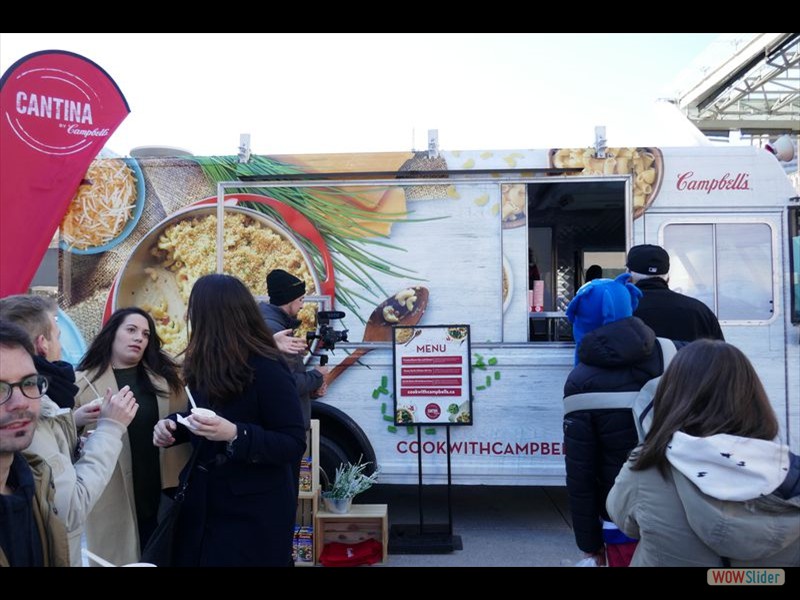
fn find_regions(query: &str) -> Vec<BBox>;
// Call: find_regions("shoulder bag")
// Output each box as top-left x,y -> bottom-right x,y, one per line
140,441 -> 202,567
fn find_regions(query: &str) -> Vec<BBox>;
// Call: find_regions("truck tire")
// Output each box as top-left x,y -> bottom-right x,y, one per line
312,403 -> 377,487
318,436 -> 349,490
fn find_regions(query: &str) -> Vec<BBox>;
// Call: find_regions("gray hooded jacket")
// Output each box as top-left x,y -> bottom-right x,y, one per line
607,432 -> 799,567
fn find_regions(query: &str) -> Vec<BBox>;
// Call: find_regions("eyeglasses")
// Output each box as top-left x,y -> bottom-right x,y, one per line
0,375 -> 49,405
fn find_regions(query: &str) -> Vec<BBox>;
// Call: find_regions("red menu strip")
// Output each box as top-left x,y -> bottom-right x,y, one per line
401,388 -> 462,397
401,356 -> 463,365
401,378 -> 462,387
401,367 -> 463,376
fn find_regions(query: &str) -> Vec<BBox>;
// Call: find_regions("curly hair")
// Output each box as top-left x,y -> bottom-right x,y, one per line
77,307 -> 182,395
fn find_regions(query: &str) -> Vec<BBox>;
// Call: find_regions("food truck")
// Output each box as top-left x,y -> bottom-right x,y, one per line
56,144 -> 800,484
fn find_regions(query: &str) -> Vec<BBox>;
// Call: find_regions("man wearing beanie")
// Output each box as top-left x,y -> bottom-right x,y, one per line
259,269 -> 328,429
626,244 -> 724,342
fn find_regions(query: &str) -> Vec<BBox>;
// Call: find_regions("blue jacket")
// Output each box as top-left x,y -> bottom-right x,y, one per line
169,354 -> 306,566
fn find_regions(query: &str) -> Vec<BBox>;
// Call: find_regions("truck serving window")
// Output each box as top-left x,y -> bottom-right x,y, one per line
663,223 -> 774,321
526,179 -> 626,341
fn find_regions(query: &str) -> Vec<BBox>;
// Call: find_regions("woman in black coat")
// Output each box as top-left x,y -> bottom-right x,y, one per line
153,274 -> 306,567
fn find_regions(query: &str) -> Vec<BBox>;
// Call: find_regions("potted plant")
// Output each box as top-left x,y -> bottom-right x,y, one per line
321,457 -> 380,514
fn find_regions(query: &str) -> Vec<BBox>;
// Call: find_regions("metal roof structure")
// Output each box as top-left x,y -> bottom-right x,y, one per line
675,33 -> 799,136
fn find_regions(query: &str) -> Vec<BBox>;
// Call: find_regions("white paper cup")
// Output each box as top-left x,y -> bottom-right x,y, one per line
88,397 -> 103,408
191,407 -> 217,419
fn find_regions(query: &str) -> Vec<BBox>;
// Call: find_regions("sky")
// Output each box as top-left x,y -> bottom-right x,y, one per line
0,33 -> 721,156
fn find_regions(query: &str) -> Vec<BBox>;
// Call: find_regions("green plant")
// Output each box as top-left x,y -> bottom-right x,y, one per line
322,457 -> 380,500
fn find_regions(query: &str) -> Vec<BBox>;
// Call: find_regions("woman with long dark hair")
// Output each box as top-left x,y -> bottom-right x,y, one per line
75,307 -> 190,565
607,339 -> 799,566
154,274 -> 305,566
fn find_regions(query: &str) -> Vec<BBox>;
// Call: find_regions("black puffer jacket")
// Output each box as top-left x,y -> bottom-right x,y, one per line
562,316 -> 664,554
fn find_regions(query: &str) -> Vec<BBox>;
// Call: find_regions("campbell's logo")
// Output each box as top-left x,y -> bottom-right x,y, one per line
676,171 -> 751,194
3,66 -> 113,156
425,403 -> 441,419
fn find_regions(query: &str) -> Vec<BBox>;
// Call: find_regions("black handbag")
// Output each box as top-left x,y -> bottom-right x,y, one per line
141,442 -> 202,567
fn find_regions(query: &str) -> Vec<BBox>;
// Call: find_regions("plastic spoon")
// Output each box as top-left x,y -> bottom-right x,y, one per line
82,548 -> 115,567
185,385 -> 197,410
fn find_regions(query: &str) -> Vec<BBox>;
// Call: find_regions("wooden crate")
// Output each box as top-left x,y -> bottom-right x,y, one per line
315,504 -> 388,565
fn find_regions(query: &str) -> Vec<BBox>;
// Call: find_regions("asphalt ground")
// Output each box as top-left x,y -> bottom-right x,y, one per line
357,484 -> 579,567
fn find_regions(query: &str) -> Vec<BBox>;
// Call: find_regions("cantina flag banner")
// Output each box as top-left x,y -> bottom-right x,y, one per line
0,50 -> 129,295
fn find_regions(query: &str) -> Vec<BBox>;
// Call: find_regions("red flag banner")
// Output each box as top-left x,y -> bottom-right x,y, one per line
0,50 -> 130,296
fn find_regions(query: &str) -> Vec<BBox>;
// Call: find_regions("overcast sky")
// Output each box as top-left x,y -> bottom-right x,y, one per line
1,33 -> 720,156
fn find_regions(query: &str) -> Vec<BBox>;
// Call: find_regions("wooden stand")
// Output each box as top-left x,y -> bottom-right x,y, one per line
294,419 -> 320,566
315,504 -> 388,565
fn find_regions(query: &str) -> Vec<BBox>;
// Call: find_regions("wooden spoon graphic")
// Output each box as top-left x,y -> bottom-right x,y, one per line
325,286 -> 429,386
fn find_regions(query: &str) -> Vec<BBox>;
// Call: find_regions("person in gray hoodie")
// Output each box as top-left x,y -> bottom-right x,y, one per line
607,339 -> 799,567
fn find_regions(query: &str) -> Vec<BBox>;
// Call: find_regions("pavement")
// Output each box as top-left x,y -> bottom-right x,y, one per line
357,484 -> 581,567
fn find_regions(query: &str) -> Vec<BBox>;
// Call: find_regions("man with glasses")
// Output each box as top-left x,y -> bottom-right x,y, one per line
0,296 -> 138,566
0,320 -> 69,566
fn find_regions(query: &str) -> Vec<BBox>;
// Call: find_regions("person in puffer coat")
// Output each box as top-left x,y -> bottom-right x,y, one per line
607,339 -> 799,567
563,273 -> 668,567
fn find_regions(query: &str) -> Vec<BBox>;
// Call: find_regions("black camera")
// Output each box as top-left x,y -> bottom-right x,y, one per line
306,310 -> 348,352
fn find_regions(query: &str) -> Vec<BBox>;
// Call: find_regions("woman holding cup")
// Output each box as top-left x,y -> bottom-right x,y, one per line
74,307 -> 189,566
153,274 -> 306,567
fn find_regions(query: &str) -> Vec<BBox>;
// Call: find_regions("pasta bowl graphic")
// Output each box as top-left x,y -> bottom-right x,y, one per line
549,147 -> 663,219
60,158 -> 145,255
107,195 -> 334,356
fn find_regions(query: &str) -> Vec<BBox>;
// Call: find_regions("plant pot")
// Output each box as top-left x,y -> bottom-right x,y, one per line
322,495 -> 353,514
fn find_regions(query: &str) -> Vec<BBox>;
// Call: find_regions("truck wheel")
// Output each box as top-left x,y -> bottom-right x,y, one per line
312,403 -> 377,486
319,436 -> 349,490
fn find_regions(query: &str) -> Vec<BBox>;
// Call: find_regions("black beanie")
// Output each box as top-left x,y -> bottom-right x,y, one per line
267,269 -> 306,306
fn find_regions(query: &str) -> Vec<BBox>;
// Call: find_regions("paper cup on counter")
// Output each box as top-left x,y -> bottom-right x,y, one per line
532,281 -> 544,312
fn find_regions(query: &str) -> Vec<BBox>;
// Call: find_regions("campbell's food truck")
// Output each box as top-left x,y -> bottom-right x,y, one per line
48,144 -> 800,485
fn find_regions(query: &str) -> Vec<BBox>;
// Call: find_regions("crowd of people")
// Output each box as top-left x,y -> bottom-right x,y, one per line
2,244 -> 798,567
562,244 -> 798,567
1,270 -> 313,567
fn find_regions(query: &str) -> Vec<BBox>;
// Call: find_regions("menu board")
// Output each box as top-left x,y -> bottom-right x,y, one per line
392,325 -> 472,426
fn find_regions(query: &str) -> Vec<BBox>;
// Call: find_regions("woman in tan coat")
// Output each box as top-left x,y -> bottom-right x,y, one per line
75,308 -> 190,566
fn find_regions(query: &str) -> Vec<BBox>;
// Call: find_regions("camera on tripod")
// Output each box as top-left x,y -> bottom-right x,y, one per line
306,310 -> 348,353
